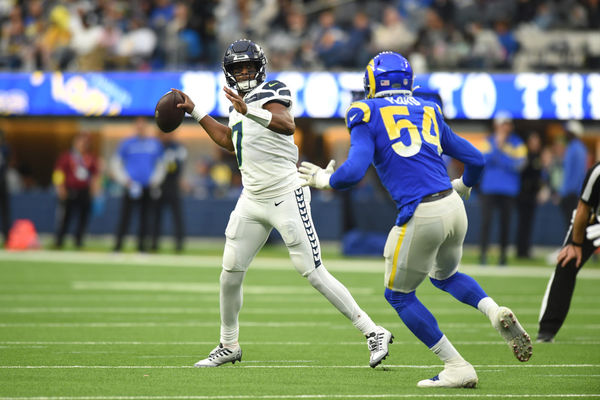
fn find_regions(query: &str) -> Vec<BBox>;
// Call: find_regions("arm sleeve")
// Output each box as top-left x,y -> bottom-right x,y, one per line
439,120 -> 485,187
329,123 -> 375,190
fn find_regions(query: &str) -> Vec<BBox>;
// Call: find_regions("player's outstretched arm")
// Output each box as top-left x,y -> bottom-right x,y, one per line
171,88 -> 234,152
223,87 -> 295,135
299,160 -> 335,189
558,200 -> 589,268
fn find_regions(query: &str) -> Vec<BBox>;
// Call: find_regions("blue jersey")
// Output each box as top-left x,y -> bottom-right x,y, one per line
330,95 -> 484,226
118,136 -> 164,186
479,133 -> 526,196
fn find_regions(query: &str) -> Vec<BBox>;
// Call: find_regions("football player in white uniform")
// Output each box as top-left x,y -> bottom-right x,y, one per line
172,39 -> 392,368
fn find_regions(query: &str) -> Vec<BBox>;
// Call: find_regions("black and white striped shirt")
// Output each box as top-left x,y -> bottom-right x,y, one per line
580,162 -> 600,219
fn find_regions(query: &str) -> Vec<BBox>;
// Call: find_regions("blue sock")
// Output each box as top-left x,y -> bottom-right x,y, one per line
429,272 -> 488,309
384,288 -> 443,348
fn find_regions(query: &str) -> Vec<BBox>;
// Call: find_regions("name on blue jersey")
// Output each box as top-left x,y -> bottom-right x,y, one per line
383,96 -> 422,106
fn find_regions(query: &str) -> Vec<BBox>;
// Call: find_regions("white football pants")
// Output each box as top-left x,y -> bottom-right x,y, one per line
384,191 -> 468,293
222,186 -> 322,275
218,186 -> 376,345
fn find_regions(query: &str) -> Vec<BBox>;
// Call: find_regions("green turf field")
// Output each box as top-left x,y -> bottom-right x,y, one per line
1,244 -> 599,399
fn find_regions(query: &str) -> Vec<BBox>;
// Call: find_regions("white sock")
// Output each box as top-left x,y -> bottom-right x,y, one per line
477,297 -> 500,322
430,335 -> 465,365
307,266 -> 377,335
219,269 -> 246,347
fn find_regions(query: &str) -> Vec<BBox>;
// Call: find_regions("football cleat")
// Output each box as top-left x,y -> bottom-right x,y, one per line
194,343 -> 242,367
366,326 -> 393,368
536,332 -> 555,343
493,306 -> 532,362
417,361 -> 478,388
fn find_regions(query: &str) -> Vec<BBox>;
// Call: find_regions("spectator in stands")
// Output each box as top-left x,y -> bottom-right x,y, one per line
478,113 -> 527,266
0,129 -> 10,246
559,120 -> 588,228
114,17 -> 157,70
493,19 -> 519,68
310,9 -> 347,68
372,6 -> 415,54
583,0 -> 600,29
515,131 -> 545,259
339,11 -> 372,68
0,7 -> 28,70
465,21 -> 505,69
53,131 -> 101,249
111,117 -> 165,252
151,132 -> 187,253
163,2 -> 202,69
265,6 -> 307,70
39,3 -> 72,70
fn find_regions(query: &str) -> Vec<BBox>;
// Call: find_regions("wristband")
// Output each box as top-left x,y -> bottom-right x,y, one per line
191,106 -> 207,122
571,240 -> 583,247
244,106 -> 272,127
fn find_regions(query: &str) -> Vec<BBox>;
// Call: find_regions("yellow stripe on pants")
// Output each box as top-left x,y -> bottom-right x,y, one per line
387,224 -> 407,289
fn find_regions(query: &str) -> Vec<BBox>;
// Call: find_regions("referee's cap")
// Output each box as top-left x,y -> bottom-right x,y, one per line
565,120 -> 584,137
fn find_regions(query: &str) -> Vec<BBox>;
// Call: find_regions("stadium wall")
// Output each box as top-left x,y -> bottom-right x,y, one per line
9,192 -> 565,247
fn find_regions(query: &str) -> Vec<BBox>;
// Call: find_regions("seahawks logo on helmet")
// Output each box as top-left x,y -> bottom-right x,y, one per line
223,39 -> 267,93
364,52 -> 414,99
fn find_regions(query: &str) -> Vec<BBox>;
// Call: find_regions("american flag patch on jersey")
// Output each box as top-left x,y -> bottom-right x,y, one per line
381,79 -> 390,86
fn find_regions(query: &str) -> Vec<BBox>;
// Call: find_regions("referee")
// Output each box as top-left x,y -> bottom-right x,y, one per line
537,162 -> 599,343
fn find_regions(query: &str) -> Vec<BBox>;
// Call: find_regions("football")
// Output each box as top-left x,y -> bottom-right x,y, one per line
155,90 -> 185,133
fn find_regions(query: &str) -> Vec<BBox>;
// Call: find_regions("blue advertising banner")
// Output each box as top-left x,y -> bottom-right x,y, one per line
0,71 -> 598,120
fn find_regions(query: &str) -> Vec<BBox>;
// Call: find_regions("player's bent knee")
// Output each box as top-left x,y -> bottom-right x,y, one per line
429,272 -> 457,289
384,288 -> 416,311
279,220 -> 302,247
220,268 -> 245,288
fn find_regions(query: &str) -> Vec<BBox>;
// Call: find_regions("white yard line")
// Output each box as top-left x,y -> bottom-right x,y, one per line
2,340 -> 595,345
1,340 -> 599,346
1,321 -> 599,329
1,364 -> 599,369
70,281 -> 375,295
2,250 -> 600,279
1,305 -> 599,316
0,395 -> 599,400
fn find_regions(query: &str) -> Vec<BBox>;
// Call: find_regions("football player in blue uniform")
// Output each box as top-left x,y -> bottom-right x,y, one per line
300,52 -> 532,388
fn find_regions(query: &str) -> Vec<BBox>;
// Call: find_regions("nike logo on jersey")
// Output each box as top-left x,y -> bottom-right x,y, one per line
274,200 -> 284,206
268,82 -> 278,87
349,114 -> 357,121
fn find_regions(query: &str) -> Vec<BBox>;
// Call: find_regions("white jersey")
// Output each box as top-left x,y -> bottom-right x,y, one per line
228,80 -> 302,199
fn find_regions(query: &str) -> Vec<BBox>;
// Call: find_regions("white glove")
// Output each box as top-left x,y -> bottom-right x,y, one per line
586,218 -> 600,247
298,160 -> 335,189
451,176 -> 471,201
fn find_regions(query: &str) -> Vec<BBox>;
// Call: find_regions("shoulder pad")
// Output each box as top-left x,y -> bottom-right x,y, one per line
263,80 -> 287,91
245,80 -> 292,107
345,101 -> 371,129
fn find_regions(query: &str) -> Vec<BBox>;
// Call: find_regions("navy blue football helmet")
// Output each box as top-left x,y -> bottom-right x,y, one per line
364,52 -> 413,99
223,39 -> 267,92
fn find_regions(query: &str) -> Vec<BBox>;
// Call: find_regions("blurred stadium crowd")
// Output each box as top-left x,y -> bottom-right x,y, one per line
1,0 -> 599,72
0,0 -> 598,258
